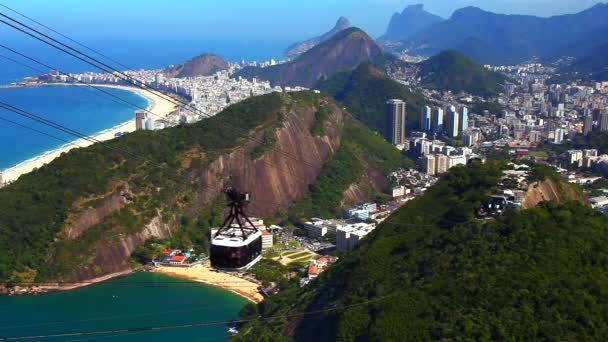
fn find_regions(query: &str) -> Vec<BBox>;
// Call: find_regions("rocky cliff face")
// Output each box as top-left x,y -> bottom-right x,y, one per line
522,178 -> 587,209
64,98 -> 346,281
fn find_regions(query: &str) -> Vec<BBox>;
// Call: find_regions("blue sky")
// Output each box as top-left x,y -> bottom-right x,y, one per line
0,0 -> 603,41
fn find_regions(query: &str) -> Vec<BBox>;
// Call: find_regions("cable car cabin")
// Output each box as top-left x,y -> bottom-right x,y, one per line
210,227 -> 262,271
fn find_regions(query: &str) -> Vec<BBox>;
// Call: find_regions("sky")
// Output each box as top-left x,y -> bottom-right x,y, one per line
0,0 -> 604,41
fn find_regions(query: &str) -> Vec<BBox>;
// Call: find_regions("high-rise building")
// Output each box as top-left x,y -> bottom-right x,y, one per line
422,155 -> 436,175
554,128 -> 565,144
459,106 -> 468,133
420,106 -> 432,131
599,111 -> 608,132
435,155 -> 448,174
584,115 -> 593,135
432,107 -> 443,133
135,110 -> 147,131
385,99 -> 407,145
446,107 -> 459,137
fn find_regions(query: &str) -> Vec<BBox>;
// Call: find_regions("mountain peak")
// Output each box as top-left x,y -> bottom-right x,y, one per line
283,16 -> 353,59
335,17 -> 351,29
380,3 -> 443,41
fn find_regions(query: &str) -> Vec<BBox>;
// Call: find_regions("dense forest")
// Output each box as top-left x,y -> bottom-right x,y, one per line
235,161 -> 608,341
318,62 -> 427,134
0,93 -> 289,282
418,50 -> 507,97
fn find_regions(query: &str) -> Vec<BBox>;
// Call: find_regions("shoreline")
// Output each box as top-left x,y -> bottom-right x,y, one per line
0,84 -> 176,183
154,264 -> 264,303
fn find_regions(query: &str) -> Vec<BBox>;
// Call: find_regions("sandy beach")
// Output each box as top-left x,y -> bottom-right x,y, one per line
154,264 -> 264,303
1,84 -> 176,183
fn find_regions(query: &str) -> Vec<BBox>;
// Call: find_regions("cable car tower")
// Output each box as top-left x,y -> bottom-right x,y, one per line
210,188 -> 263,271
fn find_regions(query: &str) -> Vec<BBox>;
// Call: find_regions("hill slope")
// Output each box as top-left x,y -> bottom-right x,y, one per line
235,28 -> 399,88
0,92 -> 349,282
284,17 -> 352,59
418,50 -> 506,96
379,4 -> 443,41
394,3 -> 608,64
560,42 -> 608,81
235,162 -> 608,340
318,62 -> 427,134
163,54 -> 228,78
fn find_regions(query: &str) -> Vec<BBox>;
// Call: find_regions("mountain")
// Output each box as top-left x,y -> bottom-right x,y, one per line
235,27 -> 400,88
379,4 -> 443,41
318,62 -> 427,134
418,50 -> 507,96
235,162 -> 607,341
283,17 -> 352,59
0,91 -> 413,284
560,42 -> 608,81
393,3 -> 608,65
163,54 -> 228,78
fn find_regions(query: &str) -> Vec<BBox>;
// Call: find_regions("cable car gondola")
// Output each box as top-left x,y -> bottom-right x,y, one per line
210,188 -> 262,271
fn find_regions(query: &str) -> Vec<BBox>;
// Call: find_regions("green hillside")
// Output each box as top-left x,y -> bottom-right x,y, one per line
419,50 -> 506,97
318,62 -> 427,134
0,93 -> 287,282
235,161 -> 608,340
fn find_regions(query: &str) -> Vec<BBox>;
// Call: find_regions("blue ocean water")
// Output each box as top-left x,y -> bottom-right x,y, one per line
0,36 -> 296,170
0,272 -> 249,341
0,85 -> 149,170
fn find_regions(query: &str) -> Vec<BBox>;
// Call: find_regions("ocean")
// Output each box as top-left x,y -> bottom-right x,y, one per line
0,36 -> 296,171
0,85 -> 150,170
0,272 -> 249,341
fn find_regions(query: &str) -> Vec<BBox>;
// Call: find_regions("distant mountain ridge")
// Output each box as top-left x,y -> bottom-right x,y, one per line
163,54 -> 228,78
385,3 -> 608,65
236,27 -> 400,88
379,4 -> 443,41
283,17 -> 352,59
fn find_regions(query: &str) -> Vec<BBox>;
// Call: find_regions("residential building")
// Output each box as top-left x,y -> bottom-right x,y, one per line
554,128 -> 565,144
336,223 -> 377,250
385,99 -> 407,145
567,150 -> 583,165
600,112 -> 608,132
446,106 -> 459,137
302,218 -> 344,238
584,115 -> 593,135
435,155 -> 449,174
432,107 -> 444,133
459,106 -> 469,132
422,155 -> 436,175
261,229 -> 273,248
420,105 -> 432,131
135,109 -> 147,131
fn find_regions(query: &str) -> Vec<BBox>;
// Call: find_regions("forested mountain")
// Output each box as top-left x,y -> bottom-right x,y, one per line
235,161 -> 608,341
318,62 -> 426,134
283,17 -> 352,59
163,54 -> 228,78
235,28 -> 400,88
560,42 -> 608,81
0,91 -> 414,284
386,3 -> 608,65
379,4 -> 443,41
418,50 -> 507,96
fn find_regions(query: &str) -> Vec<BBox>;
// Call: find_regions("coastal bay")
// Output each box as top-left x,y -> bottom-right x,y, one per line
0,272 -> 247,341
0,84 -> 176,183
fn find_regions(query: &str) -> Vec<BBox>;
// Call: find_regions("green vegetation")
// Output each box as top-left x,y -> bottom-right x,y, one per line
564,131 -> 608,154
0,93 -> 286,282
235,161 -> 608,341
311,106 -> 331,136
288,145 -> 363,222
249,259 -> 288,288
318,62 -> 427,133
419,50 -> 507,97
250,129 -> 277,160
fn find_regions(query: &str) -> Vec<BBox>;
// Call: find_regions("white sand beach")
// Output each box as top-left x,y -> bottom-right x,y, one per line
154,265 -> 264,303
1,84 -> 176,183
